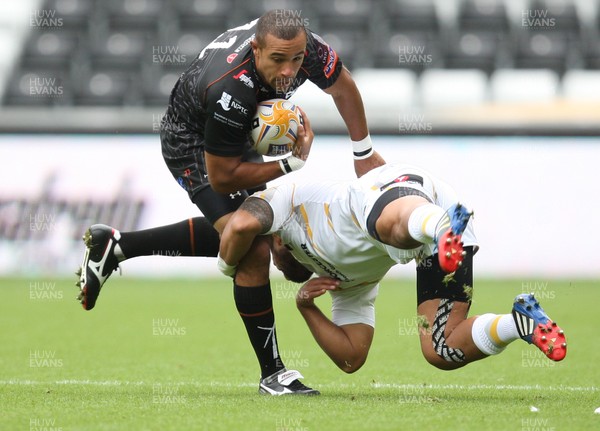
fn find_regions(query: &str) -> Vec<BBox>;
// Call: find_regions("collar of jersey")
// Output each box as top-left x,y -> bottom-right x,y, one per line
249,51 -> 274,94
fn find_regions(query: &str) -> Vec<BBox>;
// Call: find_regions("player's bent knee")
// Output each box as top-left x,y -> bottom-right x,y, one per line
421,346 -> 465,371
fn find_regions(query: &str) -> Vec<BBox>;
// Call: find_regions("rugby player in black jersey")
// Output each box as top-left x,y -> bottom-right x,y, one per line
76,9 -> 384,395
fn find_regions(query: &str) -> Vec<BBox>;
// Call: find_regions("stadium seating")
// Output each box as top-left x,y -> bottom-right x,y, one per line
490,69 -> 559,103
1,0 -> 598,108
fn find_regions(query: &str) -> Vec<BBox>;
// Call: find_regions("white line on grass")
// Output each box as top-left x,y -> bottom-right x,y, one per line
1,380 -> 597,392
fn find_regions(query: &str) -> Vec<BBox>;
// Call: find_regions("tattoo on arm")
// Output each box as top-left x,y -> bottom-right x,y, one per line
239,198 -> 274,234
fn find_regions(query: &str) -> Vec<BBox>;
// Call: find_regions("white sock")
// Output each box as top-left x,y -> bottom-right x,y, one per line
472,313 -> 521,356
494,314 -> 520,344
407,203 -> 445,244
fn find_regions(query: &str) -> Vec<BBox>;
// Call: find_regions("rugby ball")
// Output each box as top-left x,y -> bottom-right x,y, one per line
251,99 -> 302,157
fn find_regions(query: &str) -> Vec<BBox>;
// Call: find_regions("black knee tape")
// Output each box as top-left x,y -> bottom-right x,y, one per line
416,246 -> 474,306
431,299 -> 466,363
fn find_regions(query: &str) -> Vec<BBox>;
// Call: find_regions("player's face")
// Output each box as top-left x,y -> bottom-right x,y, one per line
271,235 -> 313,283
252,32 -> 306,95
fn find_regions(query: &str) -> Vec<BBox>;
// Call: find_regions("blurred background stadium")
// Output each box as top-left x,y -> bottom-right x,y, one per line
0,0 -> 599,279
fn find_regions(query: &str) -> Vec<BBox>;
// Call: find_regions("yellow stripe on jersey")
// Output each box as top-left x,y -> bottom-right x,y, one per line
324,203 -> 334,232
349,208 -> 361,230
289,184 -> 297,218
298,204 -> 313,240
298,203 -> 324,254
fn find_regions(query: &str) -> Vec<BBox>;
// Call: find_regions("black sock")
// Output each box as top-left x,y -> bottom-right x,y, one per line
118,217 -> 220,258
234,282 -> 285,379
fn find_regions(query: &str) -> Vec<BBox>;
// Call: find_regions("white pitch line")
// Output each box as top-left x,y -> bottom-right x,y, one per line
371,383 -> 599,392
0,380 -> 597,392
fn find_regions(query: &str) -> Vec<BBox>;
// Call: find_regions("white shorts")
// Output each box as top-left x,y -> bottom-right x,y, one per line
331,283 -> 379,328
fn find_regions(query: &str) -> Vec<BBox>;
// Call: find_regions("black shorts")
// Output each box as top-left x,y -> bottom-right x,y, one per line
416,246 -> 475,306
160,128 -> 266,224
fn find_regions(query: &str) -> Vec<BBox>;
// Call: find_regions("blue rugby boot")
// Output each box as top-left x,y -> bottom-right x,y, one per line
434,203 -> 473,273
512,293 -> 567,361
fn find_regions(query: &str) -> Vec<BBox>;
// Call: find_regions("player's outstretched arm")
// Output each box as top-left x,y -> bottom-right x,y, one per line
296,277 -> 374,373
323,67 -> 385,177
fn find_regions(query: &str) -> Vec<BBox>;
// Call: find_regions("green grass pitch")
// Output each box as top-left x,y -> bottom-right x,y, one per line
1,276 -> 598,430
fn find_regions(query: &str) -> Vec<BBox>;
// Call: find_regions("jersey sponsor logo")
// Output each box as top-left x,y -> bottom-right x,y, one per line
317,46 -> 326,62
379,174 -> 424,191
216,91 -> 249,115
226,53 -> 238,63
234,35 -> 254,53
311,33 -> 338,77
233,69 -> 254,88
216,91 -> 233,111
323,45 -> 338,78
213,111 -> 244,129
300,244 -> 350,282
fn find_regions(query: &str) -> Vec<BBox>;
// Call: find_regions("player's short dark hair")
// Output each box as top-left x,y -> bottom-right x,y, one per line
255,9 -> 306,47
271,242 -> 313,283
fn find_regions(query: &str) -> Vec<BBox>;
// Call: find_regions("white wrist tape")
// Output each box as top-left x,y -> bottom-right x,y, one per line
279,155 -> 305,174
352,134 -> 374,160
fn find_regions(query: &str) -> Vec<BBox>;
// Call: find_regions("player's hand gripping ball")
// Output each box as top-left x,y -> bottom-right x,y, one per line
251,99 -> 303,157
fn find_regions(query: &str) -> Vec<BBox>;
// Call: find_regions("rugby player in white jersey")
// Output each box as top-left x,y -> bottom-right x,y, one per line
218,162 -> 567,374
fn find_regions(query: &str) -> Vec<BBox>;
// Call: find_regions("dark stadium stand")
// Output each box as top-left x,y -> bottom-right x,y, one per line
1,0 -> 597,109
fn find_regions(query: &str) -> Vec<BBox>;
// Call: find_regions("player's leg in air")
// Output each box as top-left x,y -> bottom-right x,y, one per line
76,142 -> 256,310
77,147 -> 318,395
383,194 -> 566,367
415,250 -> 567,371
76,217 -> 220,310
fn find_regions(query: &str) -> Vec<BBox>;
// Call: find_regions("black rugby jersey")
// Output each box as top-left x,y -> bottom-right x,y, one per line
161,18 -> 343,159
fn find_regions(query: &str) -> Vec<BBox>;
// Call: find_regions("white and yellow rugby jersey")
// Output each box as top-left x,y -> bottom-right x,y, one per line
256,163 -> 477,291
